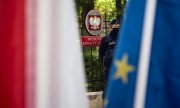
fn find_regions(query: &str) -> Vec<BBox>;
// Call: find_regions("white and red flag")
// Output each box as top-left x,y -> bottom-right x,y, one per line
0,0 -> 88,108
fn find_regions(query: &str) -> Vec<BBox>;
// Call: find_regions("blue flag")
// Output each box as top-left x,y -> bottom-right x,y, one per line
104,0 -> 180,108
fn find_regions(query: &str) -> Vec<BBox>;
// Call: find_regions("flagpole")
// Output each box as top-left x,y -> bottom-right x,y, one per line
133,0 -> 157,108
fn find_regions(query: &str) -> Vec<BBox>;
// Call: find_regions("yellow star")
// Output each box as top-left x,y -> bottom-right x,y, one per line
114,54 -> 135,84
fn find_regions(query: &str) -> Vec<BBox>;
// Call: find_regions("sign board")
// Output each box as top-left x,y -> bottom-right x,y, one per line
85,10 -> 103,35
81,36 -> 102,47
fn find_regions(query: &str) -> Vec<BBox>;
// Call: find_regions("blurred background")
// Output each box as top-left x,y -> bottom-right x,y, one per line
74,0 -> 127,92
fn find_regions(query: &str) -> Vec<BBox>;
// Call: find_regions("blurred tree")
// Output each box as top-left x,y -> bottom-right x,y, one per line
116,0 -> 127,22
75,0 -> 94,21
75,0 -> 127,22
94,0 -> 116,21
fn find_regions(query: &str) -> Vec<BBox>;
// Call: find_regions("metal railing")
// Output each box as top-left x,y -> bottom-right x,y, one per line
78,13 -> 111,92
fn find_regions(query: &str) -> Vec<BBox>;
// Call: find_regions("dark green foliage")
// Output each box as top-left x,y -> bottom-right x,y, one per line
83,47 -> 103,92
116,0 -> 127,22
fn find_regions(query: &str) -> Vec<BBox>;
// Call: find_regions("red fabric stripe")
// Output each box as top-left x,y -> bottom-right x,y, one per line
0,0 -> 25,108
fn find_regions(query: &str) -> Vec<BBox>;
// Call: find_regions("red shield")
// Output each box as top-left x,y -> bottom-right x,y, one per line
88,15 -> 101,30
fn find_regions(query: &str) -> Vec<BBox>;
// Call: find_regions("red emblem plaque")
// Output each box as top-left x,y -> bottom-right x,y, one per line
85,10 -> 103,35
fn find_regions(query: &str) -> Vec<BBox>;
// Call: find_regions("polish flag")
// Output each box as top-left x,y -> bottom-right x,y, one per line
0,0 -> 88,108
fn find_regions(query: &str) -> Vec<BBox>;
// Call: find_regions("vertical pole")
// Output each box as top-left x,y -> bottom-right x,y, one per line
98,34 -> 103,91
90,47 -> 93,73
90,46 -> 94,91
105,13 -> 107,35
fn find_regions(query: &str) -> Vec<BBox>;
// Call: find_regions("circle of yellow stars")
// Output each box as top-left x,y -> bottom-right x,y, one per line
114,54 -> 135,84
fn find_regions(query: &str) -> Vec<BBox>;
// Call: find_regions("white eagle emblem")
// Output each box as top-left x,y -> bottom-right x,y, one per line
89,16 -> 101,30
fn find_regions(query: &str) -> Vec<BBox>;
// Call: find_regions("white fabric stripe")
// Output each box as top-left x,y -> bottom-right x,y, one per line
36,0 -> 51,107
36,0 -> 88,108
133,0 -> 157,108
49,0 -> 60,107
25,0 -> 36,108
57,0 -> 88,108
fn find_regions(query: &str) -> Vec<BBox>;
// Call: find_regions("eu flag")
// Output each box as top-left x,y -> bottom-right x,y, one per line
104,0 -> 180,108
